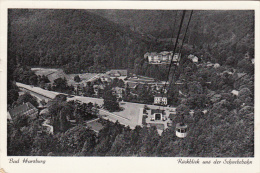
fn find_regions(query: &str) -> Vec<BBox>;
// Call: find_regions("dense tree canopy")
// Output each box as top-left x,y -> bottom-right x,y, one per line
103,87 -> 120,112
16,92 -> 39,108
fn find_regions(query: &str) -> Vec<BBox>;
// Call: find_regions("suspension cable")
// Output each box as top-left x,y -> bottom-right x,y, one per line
162,10 -> 186,96
168,10 -> 194,95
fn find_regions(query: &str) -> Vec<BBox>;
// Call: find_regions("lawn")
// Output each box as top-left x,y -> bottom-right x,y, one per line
86,119 -> 104,133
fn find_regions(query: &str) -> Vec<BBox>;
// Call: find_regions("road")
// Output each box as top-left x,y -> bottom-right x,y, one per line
86,74 -> 101,83
17,82 -> 175,130
42,119 -> 54,134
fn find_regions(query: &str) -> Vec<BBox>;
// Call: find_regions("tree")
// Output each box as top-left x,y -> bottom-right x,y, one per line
187,94 -> 207,109
8,89 -> 19,107
237,59 -> 254,75
47,84 -> 52,91
84,84 -> 95,97
175,104 -> 190,123
176,104 -> 190,116
188,81 -> 203,95
225,56 -> 236,66
16,92 -> 39,108
138,126 -> 160,156
53,77 -> 68,92
40,99 -> 47,106
103,88 -> 119,112
29,74 -> 38,86
59,125 -> 96,155
74,75 -> 81,83
48,101 -> 72,133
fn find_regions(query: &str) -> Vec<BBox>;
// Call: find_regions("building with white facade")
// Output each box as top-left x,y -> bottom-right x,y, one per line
144,51 -> 181,65
154,93 -> 167,105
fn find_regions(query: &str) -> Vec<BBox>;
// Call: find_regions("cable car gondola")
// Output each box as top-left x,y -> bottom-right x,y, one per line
175,122 -> 188,138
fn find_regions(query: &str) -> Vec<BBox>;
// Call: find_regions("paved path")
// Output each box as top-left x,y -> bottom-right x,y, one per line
42,119 -> 53,134
85,118 -> 100,124
17,82 -> 176,130
86,74 -> 101,82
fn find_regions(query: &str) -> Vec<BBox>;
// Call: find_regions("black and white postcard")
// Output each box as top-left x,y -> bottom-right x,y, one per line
0,1 -> 259,173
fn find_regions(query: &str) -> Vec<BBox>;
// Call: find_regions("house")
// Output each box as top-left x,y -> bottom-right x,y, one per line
172,53 -> 181,65
125,82 -> 138,90
106,69 -> 128,77
154,93 -> 167,105
145,51 -> 181,65
9,102 -> 38,120
100,74 -> 112,83
93,85 -> 105,97
175,80 -> 184,85
74,83 -> 84,94
214,63 -> 220,68
146,52 -> 160,63
188,54 -> 199,63
127,75 -> 156,83
202,110 -> 208,115
221,70 -> 234,76
112,87 -> 125,99
231,90 -> 239,96
206,62 -> 214,67
149,109 -> 167,121
145,107 -> 175,135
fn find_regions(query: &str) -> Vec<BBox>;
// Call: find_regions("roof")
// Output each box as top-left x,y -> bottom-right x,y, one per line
126,82 -> 138,89
127,75 -> 156,83
236,73 -> 247,78
160,51 -> 172,55
188,54 -> 194,59
9,102 -> 38,119
151,109 -> 165,115
222,70 -> 233,75
202,110 -> 208,114
106,70 -> 128,76
16,82 -> 58,99
231,90 -> 239,96
188,55 -> 199,63
214,63 -> 220,68
93,85 -> 105,90
39,108 -> 50,115
112,87 -> 124,93
100,74 -> 111,78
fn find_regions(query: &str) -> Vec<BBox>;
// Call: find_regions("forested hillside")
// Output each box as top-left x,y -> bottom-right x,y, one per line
8,9 -> 150,74
9,10 -> 254,78
91,10 -> 254,48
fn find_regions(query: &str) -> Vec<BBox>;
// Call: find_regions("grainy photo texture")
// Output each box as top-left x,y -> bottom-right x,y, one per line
7,9 -> 254,157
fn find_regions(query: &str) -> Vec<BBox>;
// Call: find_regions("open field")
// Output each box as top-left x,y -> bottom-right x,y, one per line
86,118 -> 104,133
